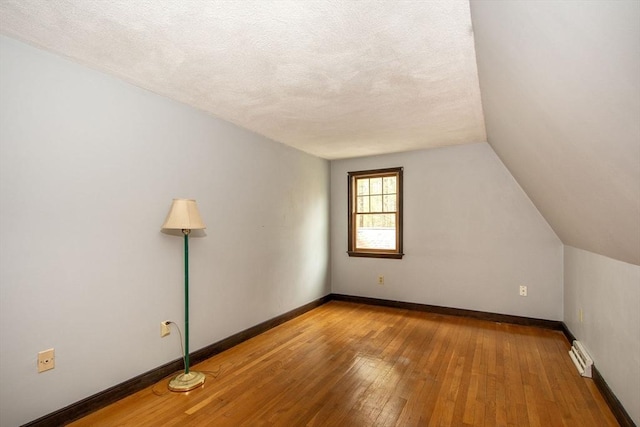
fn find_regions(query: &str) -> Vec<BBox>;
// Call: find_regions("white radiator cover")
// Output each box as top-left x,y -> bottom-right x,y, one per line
569,340 -> 593,378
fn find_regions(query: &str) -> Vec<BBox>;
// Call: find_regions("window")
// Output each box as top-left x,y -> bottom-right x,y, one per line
348,167 -> 403,259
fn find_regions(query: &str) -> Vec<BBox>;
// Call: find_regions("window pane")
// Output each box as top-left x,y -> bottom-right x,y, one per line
357,196 -> 369,213
383,195 -> 396,212
371,214 -> 385,227
383,176 -> 396,195
382,214 -> 396,228
370,178 -> 383,195
355,213 -> 396,250
357,178 -> 369,195
362,214 -> 373,228
370,195 -> 382,212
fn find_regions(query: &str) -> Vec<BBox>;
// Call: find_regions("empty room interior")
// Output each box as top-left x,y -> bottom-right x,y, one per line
0,1 -> 638,426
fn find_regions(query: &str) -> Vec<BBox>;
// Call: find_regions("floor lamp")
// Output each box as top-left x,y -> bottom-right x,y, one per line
161,198 -> 206,392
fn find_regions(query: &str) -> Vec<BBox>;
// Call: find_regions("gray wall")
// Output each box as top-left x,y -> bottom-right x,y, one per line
564,246 -> 640,425
331,143 -> 563,320
0,36 -> 330,426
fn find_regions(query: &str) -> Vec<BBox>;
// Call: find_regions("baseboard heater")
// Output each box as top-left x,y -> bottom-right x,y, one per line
569,340 -> 593,378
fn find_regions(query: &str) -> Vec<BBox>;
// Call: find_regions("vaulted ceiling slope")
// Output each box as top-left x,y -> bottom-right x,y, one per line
470,0 -> 640,266
0,0 -> 485,159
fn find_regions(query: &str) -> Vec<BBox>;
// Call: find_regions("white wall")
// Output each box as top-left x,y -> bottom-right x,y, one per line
331,143 -> 563,320
0,35 -> 330,427
564,246 -> 640,425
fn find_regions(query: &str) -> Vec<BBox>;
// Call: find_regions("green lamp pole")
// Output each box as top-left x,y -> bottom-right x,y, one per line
183,229 -> 191,375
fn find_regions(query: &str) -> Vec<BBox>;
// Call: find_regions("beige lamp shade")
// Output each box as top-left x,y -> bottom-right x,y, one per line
161,199 -> 206,230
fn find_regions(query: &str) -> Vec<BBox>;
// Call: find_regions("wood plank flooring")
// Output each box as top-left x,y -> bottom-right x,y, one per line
69,301 -> 618,426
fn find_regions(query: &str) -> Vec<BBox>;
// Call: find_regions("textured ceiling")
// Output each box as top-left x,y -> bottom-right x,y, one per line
0,0 -> 486,159
471,0 -> 640,265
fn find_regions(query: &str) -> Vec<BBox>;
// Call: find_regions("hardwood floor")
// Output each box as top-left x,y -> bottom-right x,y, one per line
69,301 -> 618,426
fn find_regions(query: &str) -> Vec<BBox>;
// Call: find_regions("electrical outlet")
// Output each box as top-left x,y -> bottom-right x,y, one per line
519,285 -> 528,297
38,348 -> 55,373
161,321 -> 171,338
378,275 -> 384,285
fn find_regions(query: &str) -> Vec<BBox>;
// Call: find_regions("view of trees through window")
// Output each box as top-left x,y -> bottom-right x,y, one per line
355,175 -> 397,250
